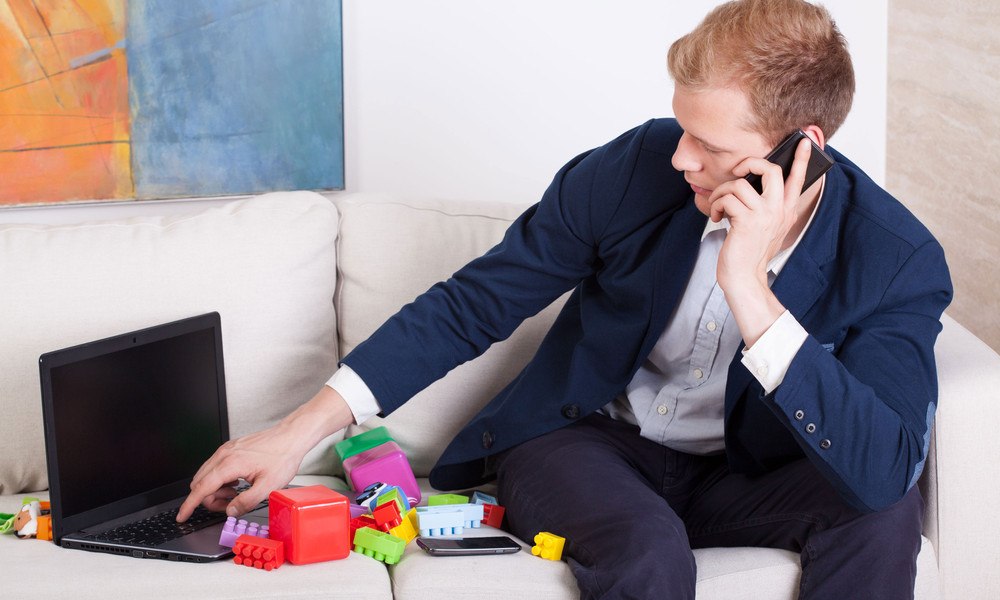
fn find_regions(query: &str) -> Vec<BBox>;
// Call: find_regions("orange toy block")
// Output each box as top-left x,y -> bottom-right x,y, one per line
232,534 -> 285,571
531,532 -> 565,561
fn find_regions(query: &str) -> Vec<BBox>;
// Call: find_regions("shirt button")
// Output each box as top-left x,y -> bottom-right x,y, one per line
657,404 -> 668,415
820,439 -> 832,450
706,321 -> 718,332
805,423 -> 817,434
693,368 -> 704,379
757,365 -> 769,377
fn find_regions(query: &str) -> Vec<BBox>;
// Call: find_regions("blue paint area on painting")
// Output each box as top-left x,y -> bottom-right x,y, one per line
127,0 -> 343,198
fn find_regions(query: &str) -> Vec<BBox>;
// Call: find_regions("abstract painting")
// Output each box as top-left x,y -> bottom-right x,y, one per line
0,0 -> 343,206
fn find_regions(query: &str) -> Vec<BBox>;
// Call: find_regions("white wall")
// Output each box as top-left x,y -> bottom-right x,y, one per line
344,0 -> 887,206
1,0 -> 887,223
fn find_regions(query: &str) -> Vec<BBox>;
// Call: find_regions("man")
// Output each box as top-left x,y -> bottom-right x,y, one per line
180,1 -> 951,597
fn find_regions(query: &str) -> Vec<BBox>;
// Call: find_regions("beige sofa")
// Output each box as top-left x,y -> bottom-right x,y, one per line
1,192 -> 998,599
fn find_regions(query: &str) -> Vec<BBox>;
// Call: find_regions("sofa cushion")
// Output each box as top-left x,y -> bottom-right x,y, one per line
334,194 -> 567,477
0,192 -> 341,494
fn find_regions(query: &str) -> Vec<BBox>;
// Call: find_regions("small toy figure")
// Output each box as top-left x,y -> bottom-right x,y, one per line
13,498 -> 51,540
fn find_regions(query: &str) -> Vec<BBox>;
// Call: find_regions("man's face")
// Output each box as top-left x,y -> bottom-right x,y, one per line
671,85 -> 774,217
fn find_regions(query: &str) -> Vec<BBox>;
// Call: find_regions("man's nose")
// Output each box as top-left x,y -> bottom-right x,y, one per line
671,133 -> 701,173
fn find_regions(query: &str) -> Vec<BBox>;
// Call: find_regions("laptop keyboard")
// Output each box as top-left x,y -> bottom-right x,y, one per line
90,505 -> 225,547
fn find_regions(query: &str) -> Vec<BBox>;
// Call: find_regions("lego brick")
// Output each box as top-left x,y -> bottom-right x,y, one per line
427,493 -> 470,506
482,504 -> 506,528
343,441 -> 421,505
334,426 -> 394,462
372,501 -> 402,531
350,515 -> 378,545
389,513 -> 417,544
353,527 -> 405,565
470,491 -> 498,506
375,486 -> 410,513
233,534 -> 285,571
414,503 -> 487,537
531,532 -> 565,561
269,485 -> 350,564
219,516 -> 269,548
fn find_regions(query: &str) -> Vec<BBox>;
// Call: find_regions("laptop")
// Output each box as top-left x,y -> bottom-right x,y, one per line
38,312 -> 267,563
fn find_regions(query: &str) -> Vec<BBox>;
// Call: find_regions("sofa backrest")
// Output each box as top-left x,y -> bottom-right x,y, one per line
334,193 -> 567,478
0,192 -> 341,495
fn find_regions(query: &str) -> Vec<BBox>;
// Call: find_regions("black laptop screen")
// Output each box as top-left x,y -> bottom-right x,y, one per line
47,326 -> 225,518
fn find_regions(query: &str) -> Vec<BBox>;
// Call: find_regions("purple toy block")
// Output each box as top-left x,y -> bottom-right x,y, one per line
350,503 -> 369,519
343,441 -> 421,505
219,516 -> 269,548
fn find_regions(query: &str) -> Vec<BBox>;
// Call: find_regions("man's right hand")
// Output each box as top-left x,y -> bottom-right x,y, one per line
176,386 -> 354,522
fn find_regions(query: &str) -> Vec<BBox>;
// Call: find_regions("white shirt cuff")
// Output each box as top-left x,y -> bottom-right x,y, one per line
740,310 -> 809,395
326,365 -> 382,425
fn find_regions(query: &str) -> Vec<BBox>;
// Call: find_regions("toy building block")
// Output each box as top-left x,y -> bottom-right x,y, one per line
35,515 -> 52,541
389,512 -> 418,544
353,527 -> 405,565
269,485 -> 350,564
350,515 -> 378,544
356,482 -> 389,512
372,501 -> 402,532
427,493 -> 470,506
415,506 -> 466,537
233,534 -> 285,571
219,516 -> 269,548
531,532 -> 565,561
470,491 -> 498,506
343,441 -> 421,504
335,426 -> 394,462
375,486 -> 410,513
350,502 -> 370,519
482,504 -> 506,528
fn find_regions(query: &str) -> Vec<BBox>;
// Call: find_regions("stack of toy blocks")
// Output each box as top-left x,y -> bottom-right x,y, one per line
471,491 -> 506,529
336,427 -> 421,506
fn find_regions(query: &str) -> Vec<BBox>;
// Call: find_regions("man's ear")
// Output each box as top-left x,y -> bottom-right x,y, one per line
802,125 -> 827,149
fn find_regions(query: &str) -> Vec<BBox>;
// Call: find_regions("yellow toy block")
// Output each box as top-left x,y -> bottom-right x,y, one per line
531,532 -> 565,561
390,511 -> 418,544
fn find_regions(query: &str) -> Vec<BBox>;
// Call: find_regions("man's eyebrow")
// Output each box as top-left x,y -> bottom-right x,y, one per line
690,133 -> 729,151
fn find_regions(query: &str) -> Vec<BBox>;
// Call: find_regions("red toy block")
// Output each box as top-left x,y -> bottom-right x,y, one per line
232,534 -> 285,571
482,503 -> 506,528
350,515 -> 378,544
372,501 -> 402,532
269,485 -> 350,565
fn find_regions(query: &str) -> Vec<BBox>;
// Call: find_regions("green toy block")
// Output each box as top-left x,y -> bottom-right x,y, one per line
353,527 -> 405,564
334,426 -> 394,462
375,487 -> 410,513
427,493 -> 470,506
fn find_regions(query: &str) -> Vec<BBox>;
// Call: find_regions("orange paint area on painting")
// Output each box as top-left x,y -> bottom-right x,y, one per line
0,0 -> 131,205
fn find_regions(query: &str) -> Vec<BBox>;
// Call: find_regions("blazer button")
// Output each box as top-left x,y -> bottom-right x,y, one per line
805,423 -> 817,434
561,404 -> 581,420
482,431 -> 495,450
820,439 -> 832,450
794,410 -> 805,421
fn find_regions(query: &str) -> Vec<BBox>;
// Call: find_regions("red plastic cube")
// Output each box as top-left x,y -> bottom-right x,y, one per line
268,485 -> 350,564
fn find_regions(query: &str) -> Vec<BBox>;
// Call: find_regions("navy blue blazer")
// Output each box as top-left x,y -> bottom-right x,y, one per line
344,119 -> 952,513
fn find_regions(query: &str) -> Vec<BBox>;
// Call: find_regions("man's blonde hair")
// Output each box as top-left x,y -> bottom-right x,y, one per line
667,0 -> 855,145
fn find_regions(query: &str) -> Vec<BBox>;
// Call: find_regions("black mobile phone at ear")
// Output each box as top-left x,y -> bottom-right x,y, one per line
416,536 -> 522,556
744,130 -> 835,194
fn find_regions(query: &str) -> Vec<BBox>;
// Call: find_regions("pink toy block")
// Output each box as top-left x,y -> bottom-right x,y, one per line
342,441 -> 421,505
219,516 -> 269,548
233,534 -> 285,571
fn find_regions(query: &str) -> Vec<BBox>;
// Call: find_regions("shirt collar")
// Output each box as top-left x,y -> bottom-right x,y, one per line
698,178 -> 825,276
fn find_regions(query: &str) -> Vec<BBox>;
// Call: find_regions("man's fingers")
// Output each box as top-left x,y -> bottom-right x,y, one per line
786,138 -> 812,197
226,479 -> 275,517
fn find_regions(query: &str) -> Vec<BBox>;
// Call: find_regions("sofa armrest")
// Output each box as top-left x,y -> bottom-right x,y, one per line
928,314 -> 1000,600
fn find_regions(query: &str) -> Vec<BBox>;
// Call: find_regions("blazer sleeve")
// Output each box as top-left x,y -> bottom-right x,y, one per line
342,123 -> 653,415
762,239 -> 952,512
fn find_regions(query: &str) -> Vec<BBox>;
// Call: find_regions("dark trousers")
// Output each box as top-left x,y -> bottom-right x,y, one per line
496,413 -> 923,600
